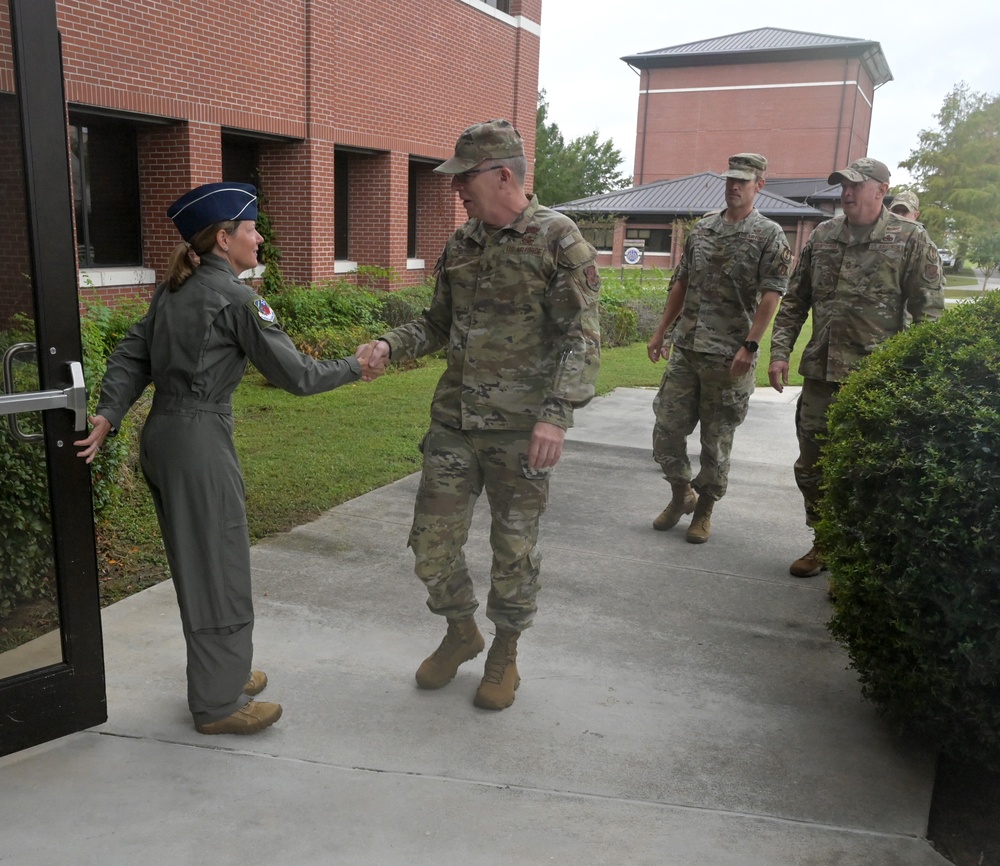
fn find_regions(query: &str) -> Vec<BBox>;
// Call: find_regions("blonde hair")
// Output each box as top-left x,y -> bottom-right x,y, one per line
164,220 -> 237,291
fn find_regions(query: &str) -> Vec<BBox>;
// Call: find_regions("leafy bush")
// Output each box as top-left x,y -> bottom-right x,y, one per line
376,280 -> 435,329
0,319 -> 53,615
599,274 -> 669,347
818,292 -> 1000,768
266,280 -> 393,359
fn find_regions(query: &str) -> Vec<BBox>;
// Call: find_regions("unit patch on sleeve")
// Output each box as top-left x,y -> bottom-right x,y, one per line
254,298 -> 276,323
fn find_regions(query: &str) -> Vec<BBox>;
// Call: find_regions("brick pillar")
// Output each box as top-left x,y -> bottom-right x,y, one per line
350,150 -> 410,289
0,96 -> 31,325
138,121 -> 221,281
258,138 -> 335,287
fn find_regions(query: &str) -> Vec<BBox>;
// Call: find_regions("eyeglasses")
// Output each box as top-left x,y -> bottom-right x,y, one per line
454,165 -> 503,184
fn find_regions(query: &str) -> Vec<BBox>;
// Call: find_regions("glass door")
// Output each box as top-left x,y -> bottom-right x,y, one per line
0,0 -> 106,757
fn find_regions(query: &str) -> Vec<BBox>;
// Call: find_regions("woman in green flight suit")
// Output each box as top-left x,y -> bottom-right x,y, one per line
76,183 -> 374,735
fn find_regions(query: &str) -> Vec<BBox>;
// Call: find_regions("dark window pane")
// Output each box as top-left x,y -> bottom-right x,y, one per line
407,163 -> 417,259
70,121 -> 141,267
335,151 -> 349,260
626,227 -> 671,253
222,138 -> 259,187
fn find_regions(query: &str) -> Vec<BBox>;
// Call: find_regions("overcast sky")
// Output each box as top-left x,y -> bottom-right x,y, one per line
536,0 -> 1000,187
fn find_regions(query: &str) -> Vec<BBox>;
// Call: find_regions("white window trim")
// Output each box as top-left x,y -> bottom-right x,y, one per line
406,258 -> 426,270
455,0 -> 541,36
79,266 -> 155,289
335,260 -> 359,275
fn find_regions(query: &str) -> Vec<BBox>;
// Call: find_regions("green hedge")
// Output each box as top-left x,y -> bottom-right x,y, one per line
818,292 -> 1000,768
0,308 -> 130,615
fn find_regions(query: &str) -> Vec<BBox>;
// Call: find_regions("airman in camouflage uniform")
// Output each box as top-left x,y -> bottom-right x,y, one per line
769,158 -> 944,578
360,119 -> 600,711
889,189 -> 920,220
647,153 -> 791,544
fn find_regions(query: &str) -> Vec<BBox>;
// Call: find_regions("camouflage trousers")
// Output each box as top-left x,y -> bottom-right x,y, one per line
652,346 -> 755,501
408,421 -> 550,632
794,377 -> 841,527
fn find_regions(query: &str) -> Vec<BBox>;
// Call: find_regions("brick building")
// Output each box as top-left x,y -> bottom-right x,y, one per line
0,0 -> 541,317
623,27 -> 892,185
558,27 -> 892,269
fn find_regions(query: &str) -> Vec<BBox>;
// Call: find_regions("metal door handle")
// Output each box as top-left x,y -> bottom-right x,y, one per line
1,342 -> 88,441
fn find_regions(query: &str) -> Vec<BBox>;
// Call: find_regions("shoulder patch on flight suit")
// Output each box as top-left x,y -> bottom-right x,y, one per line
249,297 -> 277,329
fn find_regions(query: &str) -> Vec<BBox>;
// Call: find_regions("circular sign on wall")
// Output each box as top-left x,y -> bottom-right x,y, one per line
624,246 -> 642,265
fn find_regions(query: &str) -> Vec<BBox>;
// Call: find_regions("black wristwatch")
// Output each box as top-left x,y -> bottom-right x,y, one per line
743,340 -> 759,353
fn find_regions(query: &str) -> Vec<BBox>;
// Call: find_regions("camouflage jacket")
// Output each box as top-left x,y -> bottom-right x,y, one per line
769,208 -> 944,382
671,208 -> 791,356
380,196 -> 601,431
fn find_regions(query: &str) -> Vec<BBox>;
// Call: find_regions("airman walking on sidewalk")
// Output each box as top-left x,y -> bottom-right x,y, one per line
648,153 -> 791,543
769,158 -> 944,578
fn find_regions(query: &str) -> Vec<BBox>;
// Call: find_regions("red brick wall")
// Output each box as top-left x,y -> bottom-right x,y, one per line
0,94 -> 32,326
37,0 -> 540,298
634,56 -> 876,183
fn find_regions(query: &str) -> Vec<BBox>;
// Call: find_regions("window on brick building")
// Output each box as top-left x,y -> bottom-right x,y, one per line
69,120 -> 141,267
481,0 -> 511,11
579,224 -> 614,251
407,163 -> 418,259
626,226 -> 672,253
335,150 -> 350,260
222,136 -> 260,188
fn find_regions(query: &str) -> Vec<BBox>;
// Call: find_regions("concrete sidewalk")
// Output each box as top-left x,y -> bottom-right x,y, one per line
0,387 -> 949,865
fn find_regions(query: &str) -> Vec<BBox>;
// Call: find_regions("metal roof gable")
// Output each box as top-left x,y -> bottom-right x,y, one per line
622,26 -> 892,87
554,172 -> 826,219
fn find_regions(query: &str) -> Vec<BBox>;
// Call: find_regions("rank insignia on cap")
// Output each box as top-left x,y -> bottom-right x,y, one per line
254,298 -> 276,323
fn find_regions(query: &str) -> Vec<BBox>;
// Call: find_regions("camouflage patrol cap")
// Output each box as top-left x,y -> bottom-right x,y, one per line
722,153 -> 768,181
828,157 -> 891,185
890,190 -> 920,214
434,119 -> 524,174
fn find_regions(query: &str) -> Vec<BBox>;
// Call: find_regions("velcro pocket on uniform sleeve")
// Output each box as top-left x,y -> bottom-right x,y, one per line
557,235 -> 594,269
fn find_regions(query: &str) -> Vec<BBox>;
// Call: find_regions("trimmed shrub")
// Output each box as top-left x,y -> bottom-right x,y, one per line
817,292 -> 1000,768
599,273 -> 669,347
267,281 -> 388,359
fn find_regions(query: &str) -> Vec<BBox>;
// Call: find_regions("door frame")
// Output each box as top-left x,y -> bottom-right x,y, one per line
0,0 -> 106,757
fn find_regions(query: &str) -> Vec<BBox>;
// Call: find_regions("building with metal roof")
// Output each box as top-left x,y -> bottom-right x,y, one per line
622,27 -> 893,185
555,172 -> 829,270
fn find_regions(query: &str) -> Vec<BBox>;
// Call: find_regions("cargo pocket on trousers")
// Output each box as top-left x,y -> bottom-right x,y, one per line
720,387 -> 751,428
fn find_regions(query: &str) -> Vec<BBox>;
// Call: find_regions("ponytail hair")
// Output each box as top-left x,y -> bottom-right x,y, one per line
164,220 -> 238,291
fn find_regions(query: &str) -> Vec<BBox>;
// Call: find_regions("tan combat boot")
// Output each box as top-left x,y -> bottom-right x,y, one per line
685,496 -> 715,544
415,617 -> 485,689
653,482 -> 698,531
243,670 -> 267,696
195,700 -> 282,735
474,628 -> 521,710
790,545 -> 827,578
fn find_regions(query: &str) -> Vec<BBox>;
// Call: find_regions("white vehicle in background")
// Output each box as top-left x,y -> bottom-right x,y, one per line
938,248 -> 956,269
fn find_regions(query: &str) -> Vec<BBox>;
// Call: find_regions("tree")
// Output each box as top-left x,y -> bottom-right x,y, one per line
969,230 -> 1000,292
533,91 -> 631,207
900,83 -> 1000,261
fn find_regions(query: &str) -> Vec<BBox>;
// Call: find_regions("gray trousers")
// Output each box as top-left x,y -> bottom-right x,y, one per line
140,407 -> 254,725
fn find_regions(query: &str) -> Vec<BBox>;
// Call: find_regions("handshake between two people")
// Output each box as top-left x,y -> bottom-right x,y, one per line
354,339 -> 392,382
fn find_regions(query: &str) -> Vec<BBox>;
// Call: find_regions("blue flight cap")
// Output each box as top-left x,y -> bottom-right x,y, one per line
167,182 -> 258,241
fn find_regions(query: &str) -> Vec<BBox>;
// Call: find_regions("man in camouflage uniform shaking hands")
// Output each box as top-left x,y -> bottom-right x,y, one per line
648,153 -> 791,543
768,157 -> 944,578
360,120 -> 601,711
